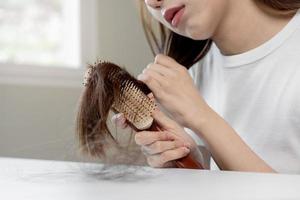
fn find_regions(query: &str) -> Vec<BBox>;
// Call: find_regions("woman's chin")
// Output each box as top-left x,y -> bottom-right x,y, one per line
186,28 -> 211,41
183,21 -> 212,40
171,21 -> 212,41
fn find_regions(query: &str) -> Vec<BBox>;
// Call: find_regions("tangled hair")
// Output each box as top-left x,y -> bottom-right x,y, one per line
76,63 -> 116,158
76,62 -> 149,164
76,62 -> 138,159
138,0 -> 300,69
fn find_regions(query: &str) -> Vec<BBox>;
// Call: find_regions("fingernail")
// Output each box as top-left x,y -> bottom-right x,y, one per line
111,116 -> 117,123
116,117 -> 126,126
117,113 -> 123,118
137,74 -> 146,81
184,147 -> 190,154
111,113 -> 121,122
147,93 -> 154,98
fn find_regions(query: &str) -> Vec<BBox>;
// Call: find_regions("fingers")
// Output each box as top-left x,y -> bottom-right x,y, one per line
146,63 -> 175,77
135,131 -> 175,146
146,147 -> 190,168
141,140 -> 186,155
135,130 -> 191,168
147,92 -> 154,99
111,113 -> 128,129
151,108 -> 176,130
154,54 -> 182,70
147,92 -> 159,107
137,71 -> 163,98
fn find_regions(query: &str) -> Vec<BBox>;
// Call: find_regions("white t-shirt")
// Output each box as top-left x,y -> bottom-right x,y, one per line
185,9 -> 300,174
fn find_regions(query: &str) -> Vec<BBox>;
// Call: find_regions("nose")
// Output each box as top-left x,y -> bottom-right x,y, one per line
144,0 -> 163,9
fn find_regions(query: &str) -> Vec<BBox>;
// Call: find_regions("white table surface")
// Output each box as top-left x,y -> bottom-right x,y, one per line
0,157 -> 299,200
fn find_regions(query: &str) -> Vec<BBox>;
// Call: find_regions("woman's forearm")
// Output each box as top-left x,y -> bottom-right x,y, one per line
190,106 -> 276,173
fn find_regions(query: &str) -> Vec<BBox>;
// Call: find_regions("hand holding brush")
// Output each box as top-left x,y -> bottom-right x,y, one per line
112,105 -> 204,169
77,60 -> 204,169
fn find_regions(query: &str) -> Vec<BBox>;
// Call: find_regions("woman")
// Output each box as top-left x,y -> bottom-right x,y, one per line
112,0 -> 300,173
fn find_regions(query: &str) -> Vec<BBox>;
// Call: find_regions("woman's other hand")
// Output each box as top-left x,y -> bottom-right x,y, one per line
111,92 -> 201,168
135,108 -> 199,168
137,54 -> 208,128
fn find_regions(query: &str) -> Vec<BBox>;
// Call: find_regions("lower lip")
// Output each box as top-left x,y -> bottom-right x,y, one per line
171,7 -> 185,27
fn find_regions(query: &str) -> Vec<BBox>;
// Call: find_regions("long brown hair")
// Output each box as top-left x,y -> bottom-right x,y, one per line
76,63 -> 117,159
76,62 -> 146,163
76,0 -> 300,161
139,0 -> 300,69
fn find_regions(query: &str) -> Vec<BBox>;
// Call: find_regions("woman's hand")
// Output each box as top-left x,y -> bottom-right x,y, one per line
137,54 -> 208,128
111,106 -> 199,168
135,108 -> 199,168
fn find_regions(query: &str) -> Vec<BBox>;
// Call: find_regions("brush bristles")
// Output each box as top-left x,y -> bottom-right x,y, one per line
112,79 -> 155,130
93,61 -> 155,130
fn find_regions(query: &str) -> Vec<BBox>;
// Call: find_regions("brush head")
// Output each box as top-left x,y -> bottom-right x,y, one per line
89,61 -> 156,130
112,81 -> 156,130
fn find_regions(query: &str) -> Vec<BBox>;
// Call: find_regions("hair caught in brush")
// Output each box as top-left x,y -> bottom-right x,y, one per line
76,61 -> 147,163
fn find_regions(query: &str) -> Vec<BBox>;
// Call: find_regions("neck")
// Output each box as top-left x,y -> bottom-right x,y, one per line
212,0 -> 297,56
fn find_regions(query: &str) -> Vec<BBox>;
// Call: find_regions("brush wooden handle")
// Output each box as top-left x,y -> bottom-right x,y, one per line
149,121 -> 204,169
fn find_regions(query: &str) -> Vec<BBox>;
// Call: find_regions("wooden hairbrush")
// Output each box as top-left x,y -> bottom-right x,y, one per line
92,61 -> 204,169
